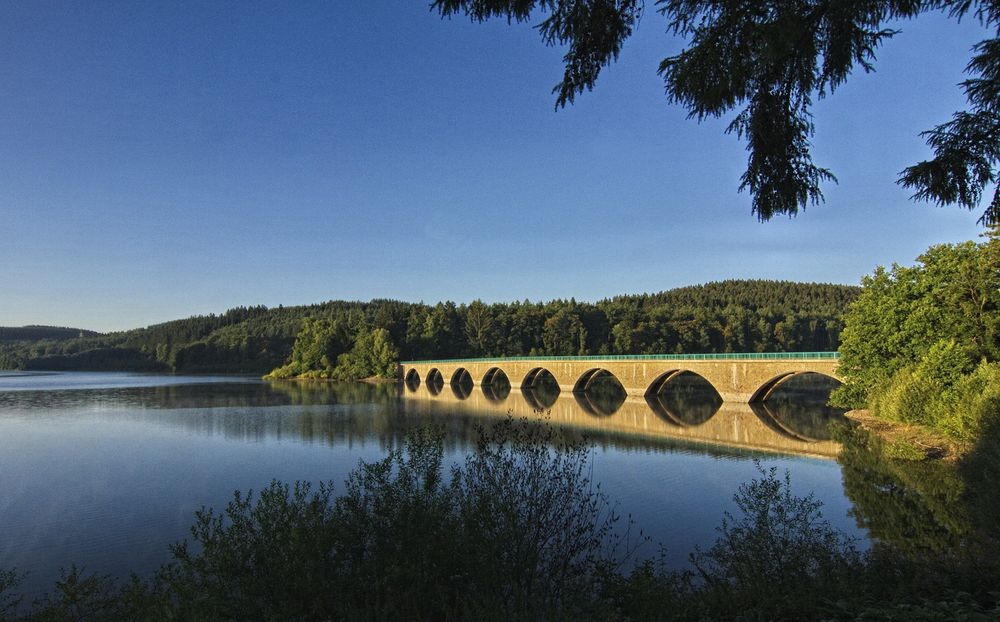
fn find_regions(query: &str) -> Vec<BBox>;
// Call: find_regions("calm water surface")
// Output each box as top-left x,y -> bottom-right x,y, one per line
0,372 -> 863,597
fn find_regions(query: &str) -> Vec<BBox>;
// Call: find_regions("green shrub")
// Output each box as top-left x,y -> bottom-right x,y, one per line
870,342 -> 1000,442
160,480 -> 340,621
933,362 -> 1000,441
688,463 -> 863,619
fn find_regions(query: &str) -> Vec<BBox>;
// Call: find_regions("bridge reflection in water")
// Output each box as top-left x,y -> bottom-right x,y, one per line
402,374 -> 845,459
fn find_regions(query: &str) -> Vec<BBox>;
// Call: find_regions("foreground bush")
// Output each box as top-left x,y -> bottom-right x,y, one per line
687,467 -> 864,619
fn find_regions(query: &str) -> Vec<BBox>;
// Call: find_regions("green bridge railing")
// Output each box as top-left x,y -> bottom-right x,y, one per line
401,352 -> 840,365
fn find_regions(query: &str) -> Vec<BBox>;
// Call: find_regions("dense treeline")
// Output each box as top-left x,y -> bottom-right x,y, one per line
0,280 -> 858,376
832,228 -> 1000,443
0,326 -> 98,343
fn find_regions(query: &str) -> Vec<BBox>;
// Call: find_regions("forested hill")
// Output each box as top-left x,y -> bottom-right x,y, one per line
0,280 -> 859,374
0,326 -> 100,342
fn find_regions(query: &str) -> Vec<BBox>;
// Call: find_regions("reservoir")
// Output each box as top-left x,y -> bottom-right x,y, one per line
0,371 -> 862,598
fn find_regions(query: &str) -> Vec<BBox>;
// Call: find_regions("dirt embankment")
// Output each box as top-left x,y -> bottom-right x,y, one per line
845,409 -> 965,462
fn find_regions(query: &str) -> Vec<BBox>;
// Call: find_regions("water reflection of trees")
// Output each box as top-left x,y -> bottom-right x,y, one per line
37,380 -> 804,458
835,423 -> 1000,581
0,383 -> 290,411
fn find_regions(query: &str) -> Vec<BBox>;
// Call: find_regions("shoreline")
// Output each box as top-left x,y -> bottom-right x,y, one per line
844,409 -> 964,461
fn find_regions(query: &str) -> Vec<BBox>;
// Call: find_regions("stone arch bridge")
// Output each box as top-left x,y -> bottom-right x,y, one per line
400,352 -> 840,404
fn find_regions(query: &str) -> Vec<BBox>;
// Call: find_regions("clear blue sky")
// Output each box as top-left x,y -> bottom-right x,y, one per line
0,2 -> 991,332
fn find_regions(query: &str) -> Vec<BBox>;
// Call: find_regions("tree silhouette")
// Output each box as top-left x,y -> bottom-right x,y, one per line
433,0 -> 1000,224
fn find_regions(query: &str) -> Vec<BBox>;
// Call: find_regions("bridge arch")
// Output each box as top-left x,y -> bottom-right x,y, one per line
426,368 -> 444,396
572,368 -> 625,394
521,367 -> 559,390
644,369 -> 684,397
482,367 -> 509,386
404,369 -> 420,392
749,371 -> 842,403
450,368 -> 473,387
645,369 -> 722,398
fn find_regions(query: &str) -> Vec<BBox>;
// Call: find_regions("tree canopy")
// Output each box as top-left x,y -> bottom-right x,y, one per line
432,0 -> 1000,224
831,227 -> 1000,440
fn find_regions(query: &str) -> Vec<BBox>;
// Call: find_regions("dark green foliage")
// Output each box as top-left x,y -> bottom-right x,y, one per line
23,566 -> 123,622
0,327 -> 99,342
127,421 -> 627,620
24,348 -> 168,373
450,419 -> 622,619
900,3 -> 1000,226
265,317 -> 351,379
2,280 -> 858,376
822,591 -> 1000,621
161,481 -> 341,620
433,1 -> 1000,224
688,463 -> 864,619
331,328 -> 400,380
833,423 -> 1000,616
433,0 -> 643,109
833,229 -> 1000,441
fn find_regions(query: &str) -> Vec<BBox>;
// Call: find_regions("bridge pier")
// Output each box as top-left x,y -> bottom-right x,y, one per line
718,391 -> 754,404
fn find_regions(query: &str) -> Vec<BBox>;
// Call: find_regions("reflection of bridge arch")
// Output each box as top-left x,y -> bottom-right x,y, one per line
399,383 -> 842,458
644,370 -> 722,426
749,371 -> 841,403
451,383 -> 471,400
574,392 -> 620,417
645,394 -> 717,427
482,383 -> 508,403
749,402 -> 832,442
521,388 -> 551,410
426,368 -> 444,396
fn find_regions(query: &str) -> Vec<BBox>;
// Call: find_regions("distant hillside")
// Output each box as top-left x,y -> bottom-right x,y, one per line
0,280 -> 860,374
0,326 -> 101,342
